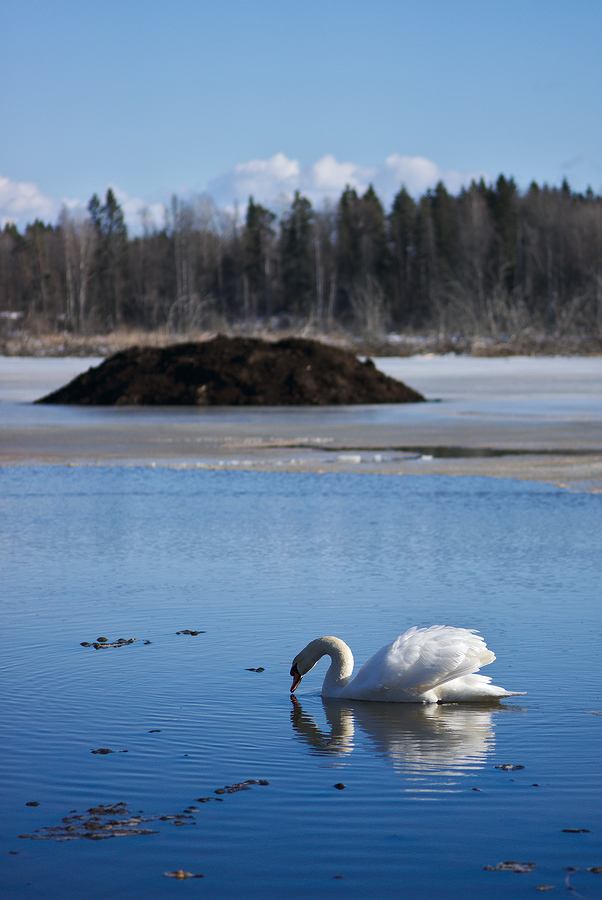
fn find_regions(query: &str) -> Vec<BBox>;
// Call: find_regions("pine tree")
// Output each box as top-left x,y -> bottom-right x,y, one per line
428,181 -> 456,273
243,197 -> 275,322
336,185 -> 388,314
279,191 -> 314,319
388,186 -> 417,324
486,174 -> 518,279
87,189 -> 128,329
335,186 -> 363,292
360,185 -> 388,282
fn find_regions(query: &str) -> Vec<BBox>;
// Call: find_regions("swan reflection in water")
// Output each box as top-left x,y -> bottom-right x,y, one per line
290,696 -> 519,778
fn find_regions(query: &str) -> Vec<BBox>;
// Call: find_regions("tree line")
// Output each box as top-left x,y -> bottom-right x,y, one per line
1,177 -> 601,341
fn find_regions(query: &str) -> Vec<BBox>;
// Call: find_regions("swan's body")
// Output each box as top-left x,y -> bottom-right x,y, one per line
290,627 -> 524,703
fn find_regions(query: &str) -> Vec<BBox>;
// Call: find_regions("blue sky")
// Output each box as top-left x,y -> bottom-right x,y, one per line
2,0 -> 601,229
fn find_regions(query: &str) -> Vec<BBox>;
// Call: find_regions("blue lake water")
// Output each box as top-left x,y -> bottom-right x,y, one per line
1,466 -> 601,898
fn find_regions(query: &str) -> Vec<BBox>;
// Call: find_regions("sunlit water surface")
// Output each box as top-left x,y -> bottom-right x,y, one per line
1,467 -> 601,899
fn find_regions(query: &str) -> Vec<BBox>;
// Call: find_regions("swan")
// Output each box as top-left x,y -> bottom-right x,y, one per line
290,627 -> 524,703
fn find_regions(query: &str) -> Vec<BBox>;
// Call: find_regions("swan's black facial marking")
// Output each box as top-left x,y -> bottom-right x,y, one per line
290,663 -> 302,693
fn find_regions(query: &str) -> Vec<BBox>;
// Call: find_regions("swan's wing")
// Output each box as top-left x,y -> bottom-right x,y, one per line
349,626 -> 495,698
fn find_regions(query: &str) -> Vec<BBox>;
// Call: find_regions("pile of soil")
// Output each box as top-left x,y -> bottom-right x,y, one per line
36,335 -> 425,406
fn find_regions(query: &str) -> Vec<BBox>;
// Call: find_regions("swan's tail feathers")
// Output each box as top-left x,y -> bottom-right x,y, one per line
436,674 -> 526,702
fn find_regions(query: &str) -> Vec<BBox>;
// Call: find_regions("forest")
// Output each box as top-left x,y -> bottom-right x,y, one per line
1,176 -> 601,347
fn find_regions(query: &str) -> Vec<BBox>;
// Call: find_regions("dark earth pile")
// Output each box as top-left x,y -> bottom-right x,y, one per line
36,335 -> 425,406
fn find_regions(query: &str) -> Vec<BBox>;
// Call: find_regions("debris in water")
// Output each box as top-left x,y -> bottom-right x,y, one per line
214,780 -> 269,795
81,637 -> 137,649
19,803 -> 157,841
494,764 -> 525,770
213,778 -> 270,794
164,870 -> 204,879
18,780 -> 270,842
484,861 -> 536,873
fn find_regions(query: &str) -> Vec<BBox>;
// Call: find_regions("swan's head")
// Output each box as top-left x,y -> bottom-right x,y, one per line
290,639 -> 327,693
290,663 -> 303,692
290,637 -> 351,693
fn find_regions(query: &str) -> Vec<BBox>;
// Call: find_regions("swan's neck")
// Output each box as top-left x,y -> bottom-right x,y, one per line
317,637 -> 354,697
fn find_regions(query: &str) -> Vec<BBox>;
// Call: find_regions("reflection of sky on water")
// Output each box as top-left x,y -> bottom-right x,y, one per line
291,697 -> 508,781
1,458 -> 601,899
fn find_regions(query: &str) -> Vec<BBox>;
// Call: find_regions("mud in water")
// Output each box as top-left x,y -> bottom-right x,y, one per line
35,335 -> 425,406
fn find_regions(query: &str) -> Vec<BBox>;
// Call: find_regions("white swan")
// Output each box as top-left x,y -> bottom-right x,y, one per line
290,627 -> 524,703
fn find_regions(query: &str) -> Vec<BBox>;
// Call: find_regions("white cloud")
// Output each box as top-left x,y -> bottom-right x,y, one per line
207,152 -> 301,209
379,154 -> 443,193
0,174 -> 58,229
208,152 -> 489,211
307,154 -> 372,193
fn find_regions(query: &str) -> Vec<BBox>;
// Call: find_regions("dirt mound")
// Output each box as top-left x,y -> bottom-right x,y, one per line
36,335 -> 425,406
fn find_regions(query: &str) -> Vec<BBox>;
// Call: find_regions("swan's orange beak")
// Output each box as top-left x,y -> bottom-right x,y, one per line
290,664 -> 302,693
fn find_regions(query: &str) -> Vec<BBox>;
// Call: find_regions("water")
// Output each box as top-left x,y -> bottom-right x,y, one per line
1,466 -> 601,898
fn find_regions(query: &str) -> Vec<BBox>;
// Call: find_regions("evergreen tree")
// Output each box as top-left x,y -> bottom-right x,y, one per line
428,181 -> 456,273
335,186 -> 363,292
87,193 -> 102,230
388,186 -> 417,324
360,185 -> 388,281
413,194 -> 438,324
279,191 -> 314,319
87,189 -> 128,329
486,174 -> 519,278
243,197 -> 275,321
335,184 -> 388,318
